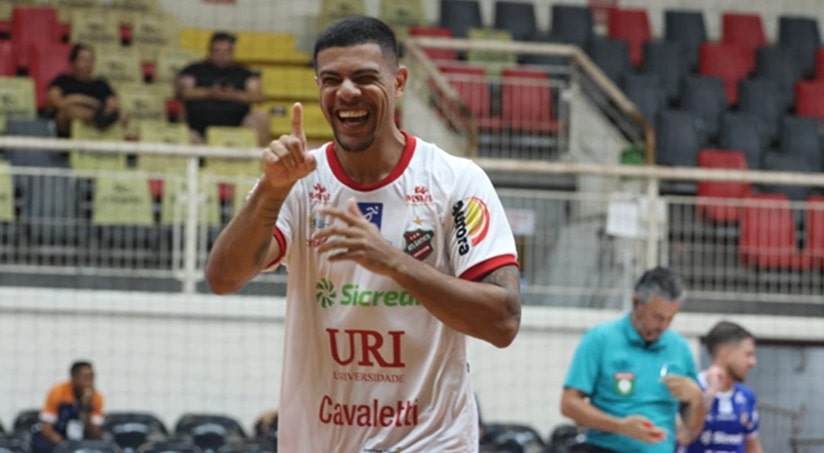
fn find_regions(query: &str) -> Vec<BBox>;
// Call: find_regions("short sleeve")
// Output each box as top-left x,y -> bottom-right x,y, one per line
446,161 -> 518,280
98,80 -> 114,98
40,385 -> 61,423
179,62 -> 198,77
48,74 -> 68,90
563,328 -> 602,396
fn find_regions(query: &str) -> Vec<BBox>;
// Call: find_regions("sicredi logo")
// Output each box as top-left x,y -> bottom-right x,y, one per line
451,196 -> 490,256
315,279 -> 420,308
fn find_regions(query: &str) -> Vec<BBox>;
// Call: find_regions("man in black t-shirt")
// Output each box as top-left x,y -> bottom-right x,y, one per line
177,31 -> 269,146
47,44 -> 121,137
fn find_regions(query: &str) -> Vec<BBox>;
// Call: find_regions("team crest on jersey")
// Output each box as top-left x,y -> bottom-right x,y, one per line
309,183 -> 330,203
451,197 -> 490,256
403,229 -> 434,261
613,372 -> 635,396
406,185 -> 434,204
358,202 -> 383,229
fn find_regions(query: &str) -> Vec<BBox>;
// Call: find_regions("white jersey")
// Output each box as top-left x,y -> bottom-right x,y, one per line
269,132 -> 518,452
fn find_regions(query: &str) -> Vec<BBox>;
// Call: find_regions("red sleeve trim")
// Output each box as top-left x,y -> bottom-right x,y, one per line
459,254 -> 519,281
265,227 -> 287,269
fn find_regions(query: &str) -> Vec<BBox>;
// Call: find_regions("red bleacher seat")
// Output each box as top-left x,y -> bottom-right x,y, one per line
722,12 -> 767,55
607,7 -> 651,67
0,41 -> 15,76
500,67 -> 559,133
805,195 -> 824,267
699,42 -> 752,104
739,193 -> 809,269
29,42 -> 71,110
696,149 -> 750,223
11,6 -> 61,70
796,80 -> 824,123
437,63 -> 499,130
0,20 -> 10,38
409,26 -> 457,61
816,48 -> 824,80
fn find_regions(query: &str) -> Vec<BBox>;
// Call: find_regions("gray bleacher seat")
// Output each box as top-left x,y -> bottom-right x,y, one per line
719,112 -> 766,170
641,40 -> 685,104
755,46 -> 803,112
550,4 -> 593,49
53,440 -> 121,453
621,73 -> 665,123
439,0 -> 482,39
3,119 -> 66,168
494,0 -> 537,42
656,109 -> 706,169
680,75 -> 728,142
664,9 -> 707,71
778,15 -> 821,77
760,116 -> 823,201
738,78 -> 783,144
587,36 -> 633,84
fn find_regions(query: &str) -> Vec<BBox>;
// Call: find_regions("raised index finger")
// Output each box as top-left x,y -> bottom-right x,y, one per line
292,102 -> 306,147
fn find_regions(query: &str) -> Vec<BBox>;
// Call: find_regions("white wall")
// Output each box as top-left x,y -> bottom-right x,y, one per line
4,286 -> 824,437
157,0 -> 824,45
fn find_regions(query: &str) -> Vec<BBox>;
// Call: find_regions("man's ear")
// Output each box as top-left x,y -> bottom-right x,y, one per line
394,65 -> 409,97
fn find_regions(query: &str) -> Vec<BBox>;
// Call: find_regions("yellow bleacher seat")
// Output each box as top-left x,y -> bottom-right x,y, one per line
0,160 -> 14,222
467,28 -> 516,69
154,48 -> 201,85
178,28 -> 213,55
50,0 -> 98,23
92,174 -> 154,226
94,45 -> 143,84
261,101 -> 331,141
0,76 -> 36,121
1,0 -> 36,22
318,0 -> 366,30
259,65 -> 317,100
233,31 -> 310,64
69,9 -> 120,46
133,14 -> 180,63
69,120 -> 127,171
118,83 -> 167,138
380,0 -> 425,31
203,126 -> 261,177
136,120 -> 189,173
111,0 -> 157,13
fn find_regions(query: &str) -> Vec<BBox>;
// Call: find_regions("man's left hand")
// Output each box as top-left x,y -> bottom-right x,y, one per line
662,375 -> 702,403
314,198 -> 402,275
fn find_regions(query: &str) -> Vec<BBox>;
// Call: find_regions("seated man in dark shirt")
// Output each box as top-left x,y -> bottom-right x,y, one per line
47,44 -> 121,137
177,31 -> 269,146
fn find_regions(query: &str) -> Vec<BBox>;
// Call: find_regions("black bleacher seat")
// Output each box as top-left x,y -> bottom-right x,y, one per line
664,9 -> 707,71
494,0 -> 537,42
0,434 -> 26,453
550,4 -> 593,49
546,423 -> 585,452
439,0 -> 482,39
641,40 -> 685,104
719,112 -> 766,170
216,441 -> 274,453
12,409 -> 40,441
621,73 -> 664,123
174,414 -> 246,453
761,151 -> 814,202
138,441 -> 203,453
521,32 -> 570,67
479,423 -> 546,452
680,75 -> 728,142
778,15 -> 822,78
53,440 -> 121,453
779,116 -> 823,171
738,78 -> 783,144
656,109 -> 706,168
755,46 -> 803,111
104,412 -> 168,452
586,37 -> 633,84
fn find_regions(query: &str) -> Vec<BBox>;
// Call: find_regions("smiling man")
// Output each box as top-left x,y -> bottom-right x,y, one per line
205,16 -> 521,452
560,267 -> 706,453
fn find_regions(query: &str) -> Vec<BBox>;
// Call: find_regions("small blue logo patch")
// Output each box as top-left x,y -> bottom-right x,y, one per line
357,202 -> 383,229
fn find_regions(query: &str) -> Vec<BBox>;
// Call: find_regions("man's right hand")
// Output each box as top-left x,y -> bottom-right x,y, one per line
619,415 -> 667,444
261,102 -> 317,192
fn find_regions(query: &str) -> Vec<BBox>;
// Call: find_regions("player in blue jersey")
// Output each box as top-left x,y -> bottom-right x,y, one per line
678,321 -> 763,453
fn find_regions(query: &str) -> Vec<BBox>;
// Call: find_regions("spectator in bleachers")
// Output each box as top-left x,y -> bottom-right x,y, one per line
677,321 -> 763,453
177,31 -> 269,146
30,360 -> 105,453
47,44 -> 121,138
561,267 -> 706,453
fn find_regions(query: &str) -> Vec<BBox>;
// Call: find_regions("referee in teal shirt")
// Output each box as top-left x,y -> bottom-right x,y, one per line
561,267 -> 707,453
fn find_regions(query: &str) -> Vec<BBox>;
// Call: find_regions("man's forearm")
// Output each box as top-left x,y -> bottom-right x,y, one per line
205,181 -> 290,293
387,259 -> 520,348
561,394 -> 624,434
680,397 -> 707,443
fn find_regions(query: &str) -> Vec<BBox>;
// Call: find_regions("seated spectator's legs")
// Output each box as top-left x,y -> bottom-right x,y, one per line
55,102 -> 96,137
30,431 -> 57,453
242,110 -> 270,146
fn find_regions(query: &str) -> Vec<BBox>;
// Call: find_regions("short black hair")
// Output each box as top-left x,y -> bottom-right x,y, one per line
70,360 -> 93,377
705,321 -> 754,357
313,16 -> 399,71
69,43 -> 93,63
210,31 -> 237,47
